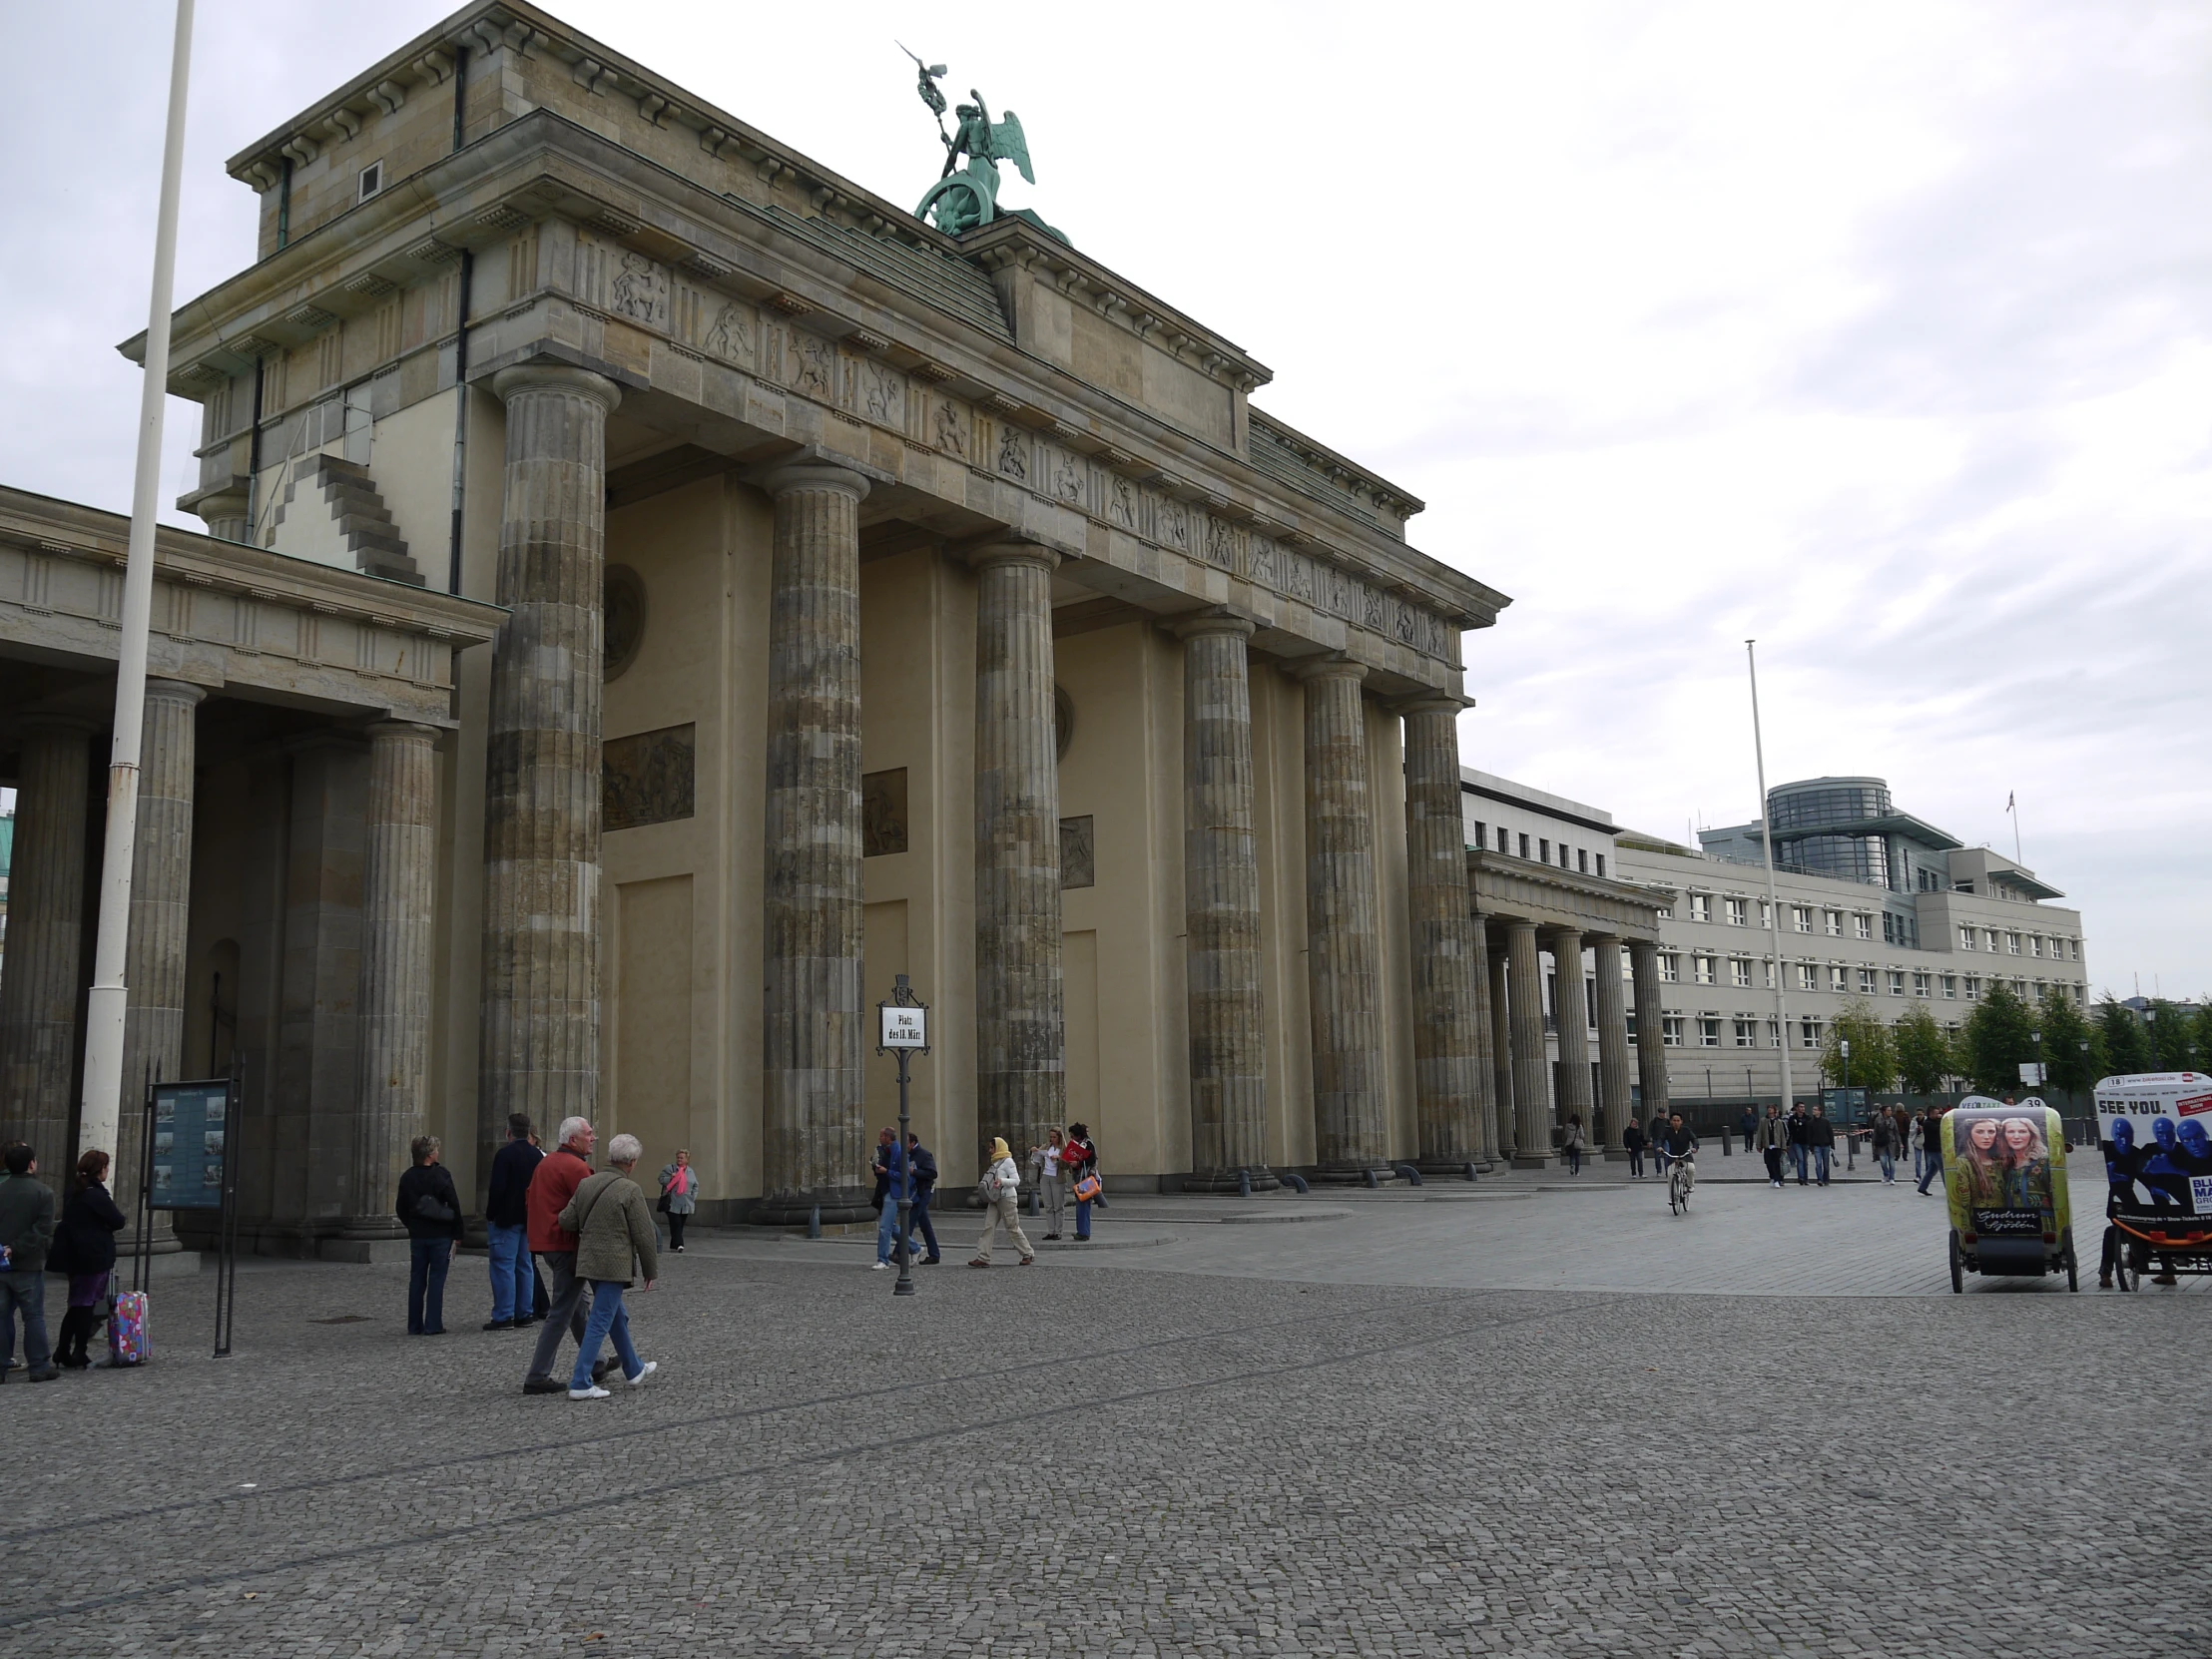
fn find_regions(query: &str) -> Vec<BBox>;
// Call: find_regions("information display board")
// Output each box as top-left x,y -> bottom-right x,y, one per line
150,1080 -> 231,1210
2095,1071 -> 2212,1223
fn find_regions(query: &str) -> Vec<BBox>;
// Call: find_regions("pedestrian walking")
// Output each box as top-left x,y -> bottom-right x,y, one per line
558,1133 -> 660,1399
967,1137 -> 1035,1267
873,1132 -> 919,1270
395,1136 -> 464,1336
0,1142 -> 59,1383
522,1117 -> 609,1395
1031,1128 -> 1068,1239
1622,1119 -> 1647,1179
1869,1107 -> 1901,1186
1753,1105 -> 1787,1189
1066,1122 -> 1100,1242
1915,1109 -> 1945,1196
1562,1114 -> 1587,1176
1786,1103 -> 1812,1185
1808,1105 -> 1837,1187
1737,1105 -> 1758,1149
657,1151 -> 700,1253
1648,1114 -> 1672,1178
53,1150 -> 127,1370
484,1112 -> 542,1331
904,1134 -> 942,1264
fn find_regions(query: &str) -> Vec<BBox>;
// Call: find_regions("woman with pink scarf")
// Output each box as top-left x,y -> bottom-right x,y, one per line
656,1151 -> 702,1253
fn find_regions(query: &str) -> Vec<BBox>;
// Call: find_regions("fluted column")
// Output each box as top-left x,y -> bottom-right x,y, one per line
1590,933 -> 1634,1153
191,484 -> 251,545
1177,612 -> 1274,1191
479,363 -> 621,1185
1503,919 -> 1552,1167
1485,918 -> 1513,1160
1469,913 -> 1501,1168
1399,696 -> 1485,1172
972,542 -> 1066,1171
345,722 -> 440,1237
0,718 -> 94,1197
1548,927 -> 1594,1145
759,462 -> 872,1223
1629,937 -> 1671,1122
1297,658 -> 1386,1179
115,680 -> 206,1237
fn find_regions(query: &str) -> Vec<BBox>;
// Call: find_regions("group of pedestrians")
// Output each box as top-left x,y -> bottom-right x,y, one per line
0,1140 -> 128,1381
872,1128 -> 942,1268
1747,1103 -> 1841,1187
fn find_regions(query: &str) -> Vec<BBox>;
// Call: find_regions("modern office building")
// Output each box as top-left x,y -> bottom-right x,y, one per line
1614,777 -> 2090,1106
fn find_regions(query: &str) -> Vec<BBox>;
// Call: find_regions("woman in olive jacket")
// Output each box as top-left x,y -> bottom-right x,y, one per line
54,1150 -> 127,1369
558,1133 -> 661,1398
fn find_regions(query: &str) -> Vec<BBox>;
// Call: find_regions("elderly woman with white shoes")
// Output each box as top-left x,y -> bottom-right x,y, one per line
557,1132 -> 662,1399
967,1136 -> 1036,1268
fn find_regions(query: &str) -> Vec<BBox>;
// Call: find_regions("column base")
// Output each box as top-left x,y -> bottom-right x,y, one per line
753,1188 -> 877,1228
1311,1161 -> 1394,1185
1414,1158 -> 1482,1180
319,1238 -> 416,1265
1510,1154 -> 1558,1170
1181,1168 -> 1283,1194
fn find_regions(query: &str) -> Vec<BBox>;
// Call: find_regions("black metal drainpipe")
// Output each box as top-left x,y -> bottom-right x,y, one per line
445,43 -> 471,596
244,355 -> 265,544
276,157 -> 291,249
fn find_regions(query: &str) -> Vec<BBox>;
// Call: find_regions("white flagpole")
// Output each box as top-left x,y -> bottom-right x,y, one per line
80,0 -> 198,1160
1747,641 -> 1794,1112
2010,793 -> 2022,867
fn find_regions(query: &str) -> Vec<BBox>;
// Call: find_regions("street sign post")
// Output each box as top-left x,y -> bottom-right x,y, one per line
874,976 -> 929,1297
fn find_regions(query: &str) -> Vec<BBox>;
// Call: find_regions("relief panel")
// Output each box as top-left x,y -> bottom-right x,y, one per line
605,722 -> 697,831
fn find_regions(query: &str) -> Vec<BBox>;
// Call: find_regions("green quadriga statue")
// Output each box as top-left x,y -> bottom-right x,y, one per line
901,46 -> 1054,241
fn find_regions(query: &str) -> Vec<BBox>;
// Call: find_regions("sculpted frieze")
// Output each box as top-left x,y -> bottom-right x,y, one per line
931,395 -> 969,459
995,425 -> 1028,481
860,361 -> 904,426
701,297 -> 755,366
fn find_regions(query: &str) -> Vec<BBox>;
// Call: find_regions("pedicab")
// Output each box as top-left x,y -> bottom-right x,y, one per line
2094,1072 -> 2212,1291
1943,1096 -> 2076,1292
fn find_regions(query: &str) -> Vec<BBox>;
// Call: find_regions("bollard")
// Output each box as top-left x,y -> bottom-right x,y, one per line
1281,1172 -> 1311,1194
1722,1126 -> 1732,1157
1465,1162 -> 1478,1184
1363,1168 -> 1379,1189
1238,1168 -> 1253,1198
1394,1164 -> 1422,1186
807,1205 -> 821,1240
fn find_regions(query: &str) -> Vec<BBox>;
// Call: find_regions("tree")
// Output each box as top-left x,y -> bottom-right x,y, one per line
1960,981 -> 2038,1095
2034,989 -> 2101,1099
2097,996 -> 2152,1076
2147,999 -> 2196,1071
1819,998 -> 1896,1091
2194,1005 -> 2212,1074
1895,1004 -> 1957,1097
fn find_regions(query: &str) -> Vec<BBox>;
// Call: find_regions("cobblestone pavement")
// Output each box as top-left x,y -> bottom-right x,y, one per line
4,1187 -> 2205,1658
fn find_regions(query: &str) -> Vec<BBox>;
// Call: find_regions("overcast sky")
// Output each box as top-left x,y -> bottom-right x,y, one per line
4,0 -> 2207,996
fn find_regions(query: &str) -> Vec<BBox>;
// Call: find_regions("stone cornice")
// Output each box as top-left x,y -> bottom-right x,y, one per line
1468,848 -> 1668,942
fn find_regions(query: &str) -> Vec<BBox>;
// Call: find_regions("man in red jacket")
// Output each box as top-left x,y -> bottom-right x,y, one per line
522,1117 -> 611,1394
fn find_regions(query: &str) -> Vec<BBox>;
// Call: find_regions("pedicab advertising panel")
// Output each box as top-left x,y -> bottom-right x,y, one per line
1942,1096 -> 2075,1291
2095,1071 -> 2212,1289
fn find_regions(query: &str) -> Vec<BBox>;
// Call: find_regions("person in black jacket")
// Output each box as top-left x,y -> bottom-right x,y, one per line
904,1133 -> 942,1265
1808,1105 -> 1838,1187
395,1136 -> 465,1336
53,1150 -> 128,1370
483,1113 -> 542,1331
1786,1104 -> 1813,1185
1621,1119 -> 1647,1179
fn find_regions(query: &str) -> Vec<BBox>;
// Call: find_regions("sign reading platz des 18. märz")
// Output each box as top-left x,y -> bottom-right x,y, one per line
2095,1071 -> 2212,1222
150,1081 -> 231,1210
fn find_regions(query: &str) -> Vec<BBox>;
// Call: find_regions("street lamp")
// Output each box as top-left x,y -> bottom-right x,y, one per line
874,973 -> 930,1298
2031,1027 -> 2042,1095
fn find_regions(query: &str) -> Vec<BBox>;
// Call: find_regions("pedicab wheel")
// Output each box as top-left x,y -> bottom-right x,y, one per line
1947,1231 -> 1963,1294
2062,1229 -> 2078,1293
2113,1237 -> 2137,1293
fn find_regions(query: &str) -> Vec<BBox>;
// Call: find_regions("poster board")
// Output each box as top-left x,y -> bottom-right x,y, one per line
150,1080 -> 231,1211
1942,1096 -> 2070,1244
2094,1071 -> 2212,1225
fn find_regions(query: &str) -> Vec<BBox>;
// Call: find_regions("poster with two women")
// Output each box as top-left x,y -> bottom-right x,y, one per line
1943,1097 -> 2069,1245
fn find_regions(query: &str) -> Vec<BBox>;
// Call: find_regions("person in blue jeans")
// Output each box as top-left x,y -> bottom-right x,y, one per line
1067,1122 -> 1099,1242
558,1133 -> 661,1400
872,1134 -> 920,1270
904,1134 -> 942,1264
482,1112 -> 542,1330
1786,1104 -> 1812,1185
1808,1105 -> 1837,1187
394,1136 -> 464,1336
0,1141 -> 59,1382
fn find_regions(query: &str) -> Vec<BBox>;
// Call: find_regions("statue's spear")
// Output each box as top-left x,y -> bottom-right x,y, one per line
897,43 -> 950,148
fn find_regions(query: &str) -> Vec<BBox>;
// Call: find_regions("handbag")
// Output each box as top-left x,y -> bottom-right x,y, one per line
1073,1174 -> 1102,1204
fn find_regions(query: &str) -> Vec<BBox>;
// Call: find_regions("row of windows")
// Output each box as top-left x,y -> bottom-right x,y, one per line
1471,821 -> 1607,880
1676,890 -> 2078,962
1656,952 -> 2084,1006
1956,925 -> 2076,960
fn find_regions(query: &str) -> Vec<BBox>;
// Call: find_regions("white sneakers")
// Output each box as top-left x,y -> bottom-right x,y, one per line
872,1261 -> 890,1271
570,1360 -> 659,1399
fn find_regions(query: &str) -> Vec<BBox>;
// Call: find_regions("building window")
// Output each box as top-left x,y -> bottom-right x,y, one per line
1576,847 -> 1588,874
1796,962 -> 1817,992
1883,913 -> 1897,945
1799,1018 -> 1823,1049
1472,821 -> 1485,849
1854,914 -> 1873,940
1914,971 -> 1932,998
1762,958 -> 1776,989
1655,902 -> 1672,920
1793,906 -> 1814,934
2005,932 -> 2021,955
1858,968 -> 1877,995
1560,843 -> 1572,870
1539,838 -> 1550,863
1940,974 -> 1956,999
1659,953 -> 1681,983
1662,1016 -> 1684,1047
1735,1019 -> 1758,1048
1888,970 -> 1905,996
1689,893 -> 1711,923
357,160 -> 383,203
1595,853 -> 1607,877
1958,925 -> 1975,950
1759,899 -> 1773,929
2029,934 -> 2043,958
1824,909 -> 1844,936
1497,827 -> 1509,854
1768,1019 -> 1783,1047
1828,965 -> 1849,993
1693,954 -> 1716,985
1696,1017 -> 1720,1048
1983,928 -> 1999,952
1731,957 -> 1752,988
1518,832 -> 1530,859
1725,897 -> 1747,926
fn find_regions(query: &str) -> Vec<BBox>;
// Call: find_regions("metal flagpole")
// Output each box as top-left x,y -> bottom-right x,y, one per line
1746,641 -> 1795,1113
80,0 -> 198,1160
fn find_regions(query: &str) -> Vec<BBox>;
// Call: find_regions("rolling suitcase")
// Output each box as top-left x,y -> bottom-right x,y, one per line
108,1290 -> 151,1367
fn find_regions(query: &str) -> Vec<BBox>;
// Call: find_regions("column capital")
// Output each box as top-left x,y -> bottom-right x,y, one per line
753,460 -> 870,504
16,712 -> 99,737
963,539 -> 1061,576
1170,607 -> 1255,643
143,678 -> 208,709
1583,929 -> 1623,947
490,362 -> 623,413
1393,691 -> 1471,719
1293,654 -> 1367,687
365,719 -> 442,747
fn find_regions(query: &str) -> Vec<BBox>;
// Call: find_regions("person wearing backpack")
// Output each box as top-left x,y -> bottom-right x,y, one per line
967,1137 -> 1035,1267
395,1136 -> 465,1336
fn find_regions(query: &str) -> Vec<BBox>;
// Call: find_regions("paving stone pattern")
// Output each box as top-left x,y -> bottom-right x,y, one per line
3,1181 -> 2204,1657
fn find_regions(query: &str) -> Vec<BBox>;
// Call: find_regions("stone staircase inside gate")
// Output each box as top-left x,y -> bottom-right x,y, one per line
268,454 -> 425,587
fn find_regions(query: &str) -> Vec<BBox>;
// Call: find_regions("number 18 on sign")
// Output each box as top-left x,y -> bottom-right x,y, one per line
875,975 -> 929,1296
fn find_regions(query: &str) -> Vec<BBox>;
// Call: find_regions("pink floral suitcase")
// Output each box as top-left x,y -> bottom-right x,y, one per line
108,1291 -> 150,1367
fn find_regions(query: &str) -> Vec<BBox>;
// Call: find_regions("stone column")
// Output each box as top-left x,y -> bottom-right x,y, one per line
1503,919 -> 1552,1167
0,718 -> 94,1195
972,542 -> 1067,1173
1485,918 -> 1514,1160
1629,937 -> 1671,1123
1176,612 -> 1273,1191
479,365 -> 620,1187
191,485 -> 251,545
1548,927 -> 1594,1146
1297,658 -> 1386,1179
1399,696 -> 1485,1173
759,463 -> 872,1224
1589,933 -> 1634,1153
344,722 -> 440,1240
115,680 -> 206,1236
1469,913 -> 1501,1168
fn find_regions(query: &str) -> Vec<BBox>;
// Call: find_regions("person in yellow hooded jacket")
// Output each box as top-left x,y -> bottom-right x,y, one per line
967,1137 -> 1036,1268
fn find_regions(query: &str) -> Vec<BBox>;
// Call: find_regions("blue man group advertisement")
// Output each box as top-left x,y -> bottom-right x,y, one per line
2095,1072 -> 2212,1225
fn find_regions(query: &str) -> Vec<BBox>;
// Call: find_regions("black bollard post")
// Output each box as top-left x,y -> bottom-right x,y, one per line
807,1205 -> 821,1240
1363,1168 -> 1379,1189
1465,1162 -> 1478,1183
1238,1168 -> 1252,1197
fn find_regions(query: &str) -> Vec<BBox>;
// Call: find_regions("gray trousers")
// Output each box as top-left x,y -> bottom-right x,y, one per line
1042,1174 -> 1066,1236
524,1250 -> 592,1384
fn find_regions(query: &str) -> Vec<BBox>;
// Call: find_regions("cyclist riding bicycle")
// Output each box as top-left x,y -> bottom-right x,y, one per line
1661,1113 -> 1699,1196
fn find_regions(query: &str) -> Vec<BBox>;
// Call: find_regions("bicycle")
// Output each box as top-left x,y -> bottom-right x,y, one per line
1668,1153 -> 1697,1216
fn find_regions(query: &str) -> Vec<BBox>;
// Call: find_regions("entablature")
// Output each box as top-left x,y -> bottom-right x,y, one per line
1469,850 -> 1667,944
